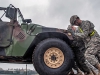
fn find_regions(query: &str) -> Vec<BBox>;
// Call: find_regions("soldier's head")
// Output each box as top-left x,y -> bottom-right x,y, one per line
70,15 -> 82,26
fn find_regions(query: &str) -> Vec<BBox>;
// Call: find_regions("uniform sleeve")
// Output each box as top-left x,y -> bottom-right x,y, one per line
67,25 -> 75,36
67,25 -> 81,40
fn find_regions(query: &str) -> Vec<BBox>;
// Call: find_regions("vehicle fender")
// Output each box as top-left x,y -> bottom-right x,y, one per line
23,32 -> 73,58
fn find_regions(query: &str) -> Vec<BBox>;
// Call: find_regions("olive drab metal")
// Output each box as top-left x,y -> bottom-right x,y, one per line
0,4 -> 75,75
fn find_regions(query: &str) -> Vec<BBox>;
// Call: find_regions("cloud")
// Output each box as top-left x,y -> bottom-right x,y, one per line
1,0 -> 100,31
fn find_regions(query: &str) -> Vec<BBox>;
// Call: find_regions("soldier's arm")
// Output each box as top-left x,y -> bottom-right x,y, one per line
67,25 -> 81,40
67,25 -> 81,47
67,25 -> 76,37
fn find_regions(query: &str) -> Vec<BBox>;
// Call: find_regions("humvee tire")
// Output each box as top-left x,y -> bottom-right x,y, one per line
32,38 -> 74,75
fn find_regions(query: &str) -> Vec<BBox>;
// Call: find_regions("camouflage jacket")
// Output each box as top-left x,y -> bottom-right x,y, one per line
67,25 -> 84,48
79,20 -> 100,47
67,20 -> 100,48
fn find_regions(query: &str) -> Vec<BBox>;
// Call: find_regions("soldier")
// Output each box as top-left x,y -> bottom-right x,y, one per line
70,15 -> 100,75
67,25 -> 94,75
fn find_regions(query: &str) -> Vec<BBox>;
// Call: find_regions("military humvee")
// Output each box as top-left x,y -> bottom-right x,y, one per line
0,4 -> 74,75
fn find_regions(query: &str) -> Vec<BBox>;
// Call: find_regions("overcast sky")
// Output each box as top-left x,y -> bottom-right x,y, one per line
0,0 -> 100,70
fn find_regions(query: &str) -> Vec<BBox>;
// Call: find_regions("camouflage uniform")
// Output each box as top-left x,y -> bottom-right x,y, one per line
67,25 -> 91,73
96,50 -> 100,62
78,20 -> 100,66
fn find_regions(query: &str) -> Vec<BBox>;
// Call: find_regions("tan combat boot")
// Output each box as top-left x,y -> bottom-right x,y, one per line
68,68 -> 83,75
76,68 -> 83,75
94,63 -> 100,75
84,70 -> 94,75
95,64 -> 100,71
68,69 -> 75,75
91,69 -> 97,75
98,72 -> 100,75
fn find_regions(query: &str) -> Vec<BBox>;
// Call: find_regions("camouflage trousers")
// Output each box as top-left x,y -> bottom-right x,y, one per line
73,47 -> 90,73
71,39 -> 91,73
85,42 -> 100,66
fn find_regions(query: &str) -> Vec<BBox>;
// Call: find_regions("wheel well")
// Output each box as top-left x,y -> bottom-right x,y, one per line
23,32 -> 72,59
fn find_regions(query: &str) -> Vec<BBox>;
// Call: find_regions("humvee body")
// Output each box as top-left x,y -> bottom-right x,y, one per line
0,4 -> 74,75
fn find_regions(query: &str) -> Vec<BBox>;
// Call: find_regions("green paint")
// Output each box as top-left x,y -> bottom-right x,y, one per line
6,23 -> 42,56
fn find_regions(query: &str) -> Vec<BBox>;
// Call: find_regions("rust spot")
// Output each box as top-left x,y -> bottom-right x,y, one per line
56,29 -> 73,40
13,21 -> 27,41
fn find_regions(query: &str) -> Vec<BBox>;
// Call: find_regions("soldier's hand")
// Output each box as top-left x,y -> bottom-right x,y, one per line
72,26 -> 76,31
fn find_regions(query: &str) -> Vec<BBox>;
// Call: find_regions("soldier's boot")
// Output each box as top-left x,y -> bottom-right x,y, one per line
94,63 -> 100,75
68,69 -> 75,75
98,72 -> 100,75
94,63 -> 100,71
91,69 -> 97,75
76,68 -> 83,75
84,70 -> 94,75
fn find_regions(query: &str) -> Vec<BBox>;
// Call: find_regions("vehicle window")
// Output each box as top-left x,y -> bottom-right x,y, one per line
17,11 -> 23,25
0,11 -> 10,22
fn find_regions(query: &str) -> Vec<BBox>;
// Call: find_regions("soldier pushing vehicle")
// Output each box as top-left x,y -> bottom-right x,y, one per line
0,4 -> 99,75
70,15 -> 100,75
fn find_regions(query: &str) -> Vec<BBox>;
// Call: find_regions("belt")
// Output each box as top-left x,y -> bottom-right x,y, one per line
79,27 -> 95,36
89,30 -> 95,36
